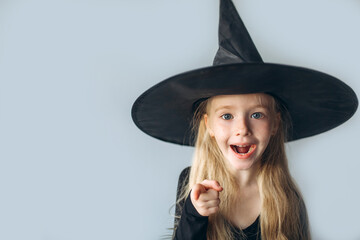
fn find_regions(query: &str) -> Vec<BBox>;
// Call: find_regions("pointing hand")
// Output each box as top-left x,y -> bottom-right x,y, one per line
190,180 -> 223,216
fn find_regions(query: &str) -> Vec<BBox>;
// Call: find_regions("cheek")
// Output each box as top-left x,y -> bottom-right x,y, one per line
213,130 -> 228,145
253,122 -> 273,139
212,127 -> 231,148
210,120 -> 228,136
216,123 -> 233,137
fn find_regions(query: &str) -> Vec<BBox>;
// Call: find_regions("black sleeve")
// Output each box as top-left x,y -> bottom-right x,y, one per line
173,167 -> 209,240
174,167 -> 190,224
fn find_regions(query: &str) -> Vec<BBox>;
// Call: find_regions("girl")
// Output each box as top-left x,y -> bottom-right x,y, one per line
173,93 -> 309,239
131,0 -> 357,239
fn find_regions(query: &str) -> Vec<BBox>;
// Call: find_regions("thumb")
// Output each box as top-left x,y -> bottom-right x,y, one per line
191,180 -> 223,200
201,179 -> 223,192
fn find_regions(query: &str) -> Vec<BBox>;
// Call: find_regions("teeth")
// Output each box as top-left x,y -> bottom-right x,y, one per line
232,144 -> 255,155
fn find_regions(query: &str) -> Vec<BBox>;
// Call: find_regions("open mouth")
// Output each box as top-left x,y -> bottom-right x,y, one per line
231,144 -> 256,157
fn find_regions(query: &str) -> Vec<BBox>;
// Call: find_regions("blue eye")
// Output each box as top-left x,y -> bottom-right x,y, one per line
221,114 -> 233,120
251,112 -> 263,119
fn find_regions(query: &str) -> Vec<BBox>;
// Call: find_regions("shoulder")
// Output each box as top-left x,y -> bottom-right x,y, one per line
178,167 -> 190,184
176,167 -> 191,196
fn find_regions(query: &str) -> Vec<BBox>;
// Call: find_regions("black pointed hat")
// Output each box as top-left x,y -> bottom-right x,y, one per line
132,0 -> 358,146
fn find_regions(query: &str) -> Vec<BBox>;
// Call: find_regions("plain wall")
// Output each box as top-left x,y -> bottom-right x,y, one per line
0,0 -> 359,239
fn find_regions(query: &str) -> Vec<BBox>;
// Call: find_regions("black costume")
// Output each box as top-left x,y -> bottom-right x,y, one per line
173,168 -> 261,240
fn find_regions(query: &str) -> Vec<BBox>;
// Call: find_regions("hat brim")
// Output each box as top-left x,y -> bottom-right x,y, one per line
132,63 -> 358,146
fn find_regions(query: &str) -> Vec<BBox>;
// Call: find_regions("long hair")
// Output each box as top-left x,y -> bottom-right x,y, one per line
175,95 -> 310,240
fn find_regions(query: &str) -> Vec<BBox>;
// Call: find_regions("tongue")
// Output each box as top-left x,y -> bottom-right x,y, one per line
236,146 -> 250,153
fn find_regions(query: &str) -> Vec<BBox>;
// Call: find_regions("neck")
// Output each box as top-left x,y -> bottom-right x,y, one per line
233,161 -> 260,188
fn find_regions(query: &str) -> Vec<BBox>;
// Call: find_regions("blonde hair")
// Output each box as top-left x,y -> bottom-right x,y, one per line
175,94 -> 310,240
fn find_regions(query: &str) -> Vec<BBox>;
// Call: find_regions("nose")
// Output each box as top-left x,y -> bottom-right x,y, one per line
235,117 -> 251,136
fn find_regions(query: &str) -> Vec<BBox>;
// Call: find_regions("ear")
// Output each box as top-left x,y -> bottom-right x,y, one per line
271,112 -> 281,135
204,114 -> 215,137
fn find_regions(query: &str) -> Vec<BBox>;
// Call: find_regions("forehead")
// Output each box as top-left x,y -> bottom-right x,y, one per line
207,93 -> 274,110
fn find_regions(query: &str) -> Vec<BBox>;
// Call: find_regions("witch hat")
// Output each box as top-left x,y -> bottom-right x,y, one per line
131,0 -> 358,146
213,0 -> 262,64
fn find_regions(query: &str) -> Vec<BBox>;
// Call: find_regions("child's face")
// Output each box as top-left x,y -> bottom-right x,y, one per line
204,93 -> 279,172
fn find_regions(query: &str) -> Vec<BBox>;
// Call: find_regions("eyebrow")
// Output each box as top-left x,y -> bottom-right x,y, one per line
214,104 -> 270,113
251,104 -> 270,110
214,105 -> 234,113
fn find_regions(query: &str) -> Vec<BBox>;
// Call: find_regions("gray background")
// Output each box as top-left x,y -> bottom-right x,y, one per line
0,0 -> 359,239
